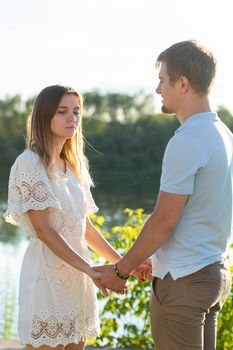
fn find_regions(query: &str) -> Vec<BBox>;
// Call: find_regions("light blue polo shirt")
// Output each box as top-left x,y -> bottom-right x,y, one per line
152,112 -> 233,279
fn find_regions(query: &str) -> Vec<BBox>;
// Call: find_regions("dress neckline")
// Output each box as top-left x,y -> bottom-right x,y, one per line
56,158 -> 67,176
56,164 -> 71,177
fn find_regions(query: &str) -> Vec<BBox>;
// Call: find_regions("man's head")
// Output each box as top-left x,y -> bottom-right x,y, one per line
155,40 -> 217,116
156,40 -> 217,96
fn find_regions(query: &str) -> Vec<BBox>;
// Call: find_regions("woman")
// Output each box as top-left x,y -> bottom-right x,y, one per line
4,85 -> 149,350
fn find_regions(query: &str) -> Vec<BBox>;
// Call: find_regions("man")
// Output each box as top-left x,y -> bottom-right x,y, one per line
95,41 -> 233,349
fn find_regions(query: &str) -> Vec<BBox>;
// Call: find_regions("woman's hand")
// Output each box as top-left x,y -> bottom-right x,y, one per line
131,258 -> 152,282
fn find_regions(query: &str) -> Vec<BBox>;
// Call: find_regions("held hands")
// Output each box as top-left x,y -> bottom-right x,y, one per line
87,267 -> 109,296
93,264 -> 127,293
87,265 -> 126,295
90,258 -> 152,295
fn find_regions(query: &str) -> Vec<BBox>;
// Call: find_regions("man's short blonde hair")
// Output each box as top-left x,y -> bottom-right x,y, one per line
156,40 -> 217,95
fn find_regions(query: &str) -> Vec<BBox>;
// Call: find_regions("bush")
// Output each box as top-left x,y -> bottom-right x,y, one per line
90,209 -> 153,349
90,209 -> 233,349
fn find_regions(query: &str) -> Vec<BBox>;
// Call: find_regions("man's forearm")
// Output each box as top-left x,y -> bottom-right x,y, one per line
117,213 -> 174,276
117,191 -> 188,276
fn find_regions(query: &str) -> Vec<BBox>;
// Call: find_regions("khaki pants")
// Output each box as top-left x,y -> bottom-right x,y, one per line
149,261 -> 232,350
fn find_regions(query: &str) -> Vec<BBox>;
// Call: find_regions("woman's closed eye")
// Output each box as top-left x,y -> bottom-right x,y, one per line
56,108 -> 80,119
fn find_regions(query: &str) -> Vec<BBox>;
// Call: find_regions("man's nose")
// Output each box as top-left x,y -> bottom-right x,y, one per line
156,84 -> 161,94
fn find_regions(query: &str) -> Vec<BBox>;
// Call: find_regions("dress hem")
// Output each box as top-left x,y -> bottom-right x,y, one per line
19,332 -> 100,348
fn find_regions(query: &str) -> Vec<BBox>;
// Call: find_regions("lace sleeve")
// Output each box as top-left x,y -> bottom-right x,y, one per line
83,184 -> 99,217
4,150 -> 61,227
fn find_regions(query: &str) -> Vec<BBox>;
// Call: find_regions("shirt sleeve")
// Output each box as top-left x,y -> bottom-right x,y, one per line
160,135 -> 206,195
82,184 -> 99,216
4,150 -> 61,227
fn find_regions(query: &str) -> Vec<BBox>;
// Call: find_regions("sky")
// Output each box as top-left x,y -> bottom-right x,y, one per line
0,0 -> 233,113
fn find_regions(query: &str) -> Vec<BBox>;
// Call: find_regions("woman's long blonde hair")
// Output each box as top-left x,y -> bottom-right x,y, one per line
27,85 -> 92,185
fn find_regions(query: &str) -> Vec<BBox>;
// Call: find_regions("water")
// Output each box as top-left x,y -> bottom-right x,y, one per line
0,239 -> 26,337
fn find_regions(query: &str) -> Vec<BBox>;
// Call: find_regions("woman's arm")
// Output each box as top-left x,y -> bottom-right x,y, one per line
85,217 -> 121,263
28,208 -> 100,279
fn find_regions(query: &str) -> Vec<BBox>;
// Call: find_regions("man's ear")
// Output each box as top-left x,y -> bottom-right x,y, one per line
179,76 -> 190,93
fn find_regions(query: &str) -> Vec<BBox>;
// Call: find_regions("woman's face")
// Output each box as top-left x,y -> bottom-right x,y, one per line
50,94 -> 81,142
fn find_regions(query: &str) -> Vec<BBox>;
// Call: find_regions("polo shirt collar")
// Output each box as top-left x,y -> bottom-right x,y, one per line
175,112 -> 219,134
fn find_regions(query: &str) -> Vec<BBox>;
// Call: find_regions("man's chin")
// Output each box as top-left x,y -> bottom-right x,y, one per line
161,105 -> 175,115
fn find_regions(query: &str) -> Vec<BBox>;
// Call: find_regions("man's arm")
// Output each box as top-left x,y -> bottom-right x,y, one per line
96,191 -> 188,292
118,191 -> 188,275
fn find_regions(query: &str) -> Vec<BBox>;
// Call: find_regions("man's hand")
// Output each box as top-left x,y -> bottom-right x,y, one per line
92,277 -> 109,296
93,264 -> 127,293
88,268 -> 109,296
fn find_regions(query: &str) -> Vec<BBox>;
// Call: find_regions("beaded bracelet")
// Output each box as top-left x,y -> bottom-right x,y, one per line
113,264 -> 129,280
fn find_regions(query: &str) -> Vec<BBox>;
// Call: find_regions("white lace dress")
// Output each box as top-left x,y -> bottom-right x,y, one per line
4,149 -> 100,347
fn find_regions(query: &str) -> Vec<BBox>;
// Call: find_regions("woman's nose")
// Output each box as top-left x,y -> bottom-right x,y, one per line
67,113 -> 77,122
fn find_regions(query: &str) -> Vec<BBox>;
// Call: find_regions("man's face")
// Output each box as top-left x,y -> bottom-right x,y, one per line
156,62 -> 179,114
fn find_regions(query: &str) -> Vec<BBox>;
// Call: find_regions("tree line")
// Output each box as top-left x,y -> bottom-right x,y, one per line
0,91 -> 233,197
